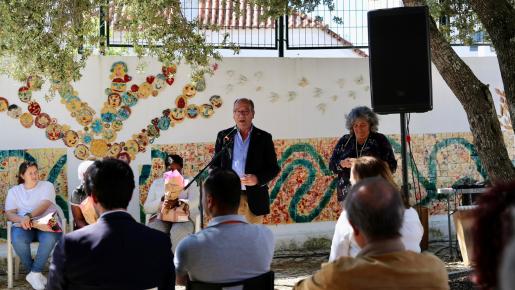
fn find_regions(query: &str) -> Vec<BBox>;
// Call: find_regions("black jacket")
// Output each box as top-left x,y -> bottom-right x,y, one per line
46,211 -> 174,290
212,126 -> 280,216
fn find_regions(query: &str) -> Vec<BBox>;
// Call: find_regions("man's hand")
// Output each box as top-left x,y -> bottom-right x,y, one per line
21,216 -> 32,230
241,174 -> 258,186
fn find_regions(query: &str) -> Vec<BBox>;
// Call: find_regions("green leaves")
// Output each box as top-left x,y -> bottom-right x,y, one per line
0,0 -> 224,84
427,0 -> 489,45
0,0 -> 98,82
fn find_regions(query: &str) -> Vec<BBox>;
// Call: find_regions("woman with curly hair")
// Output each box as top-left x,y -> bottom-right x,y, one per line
329,106 -> 397,202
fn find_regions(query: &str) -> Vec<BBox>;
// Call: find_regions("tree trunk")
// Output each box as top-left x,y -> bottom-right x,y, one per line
404,0 -> 515,183
470,0 -> 515,131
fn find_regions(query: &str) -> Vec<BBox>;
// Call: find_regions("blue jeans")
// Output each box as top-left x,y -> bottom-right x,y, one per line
11,227 -> 61,273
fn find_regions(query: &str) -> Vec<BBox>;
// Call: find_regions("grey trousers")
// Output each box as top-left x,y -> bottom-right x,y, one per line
148,219 -> 194,254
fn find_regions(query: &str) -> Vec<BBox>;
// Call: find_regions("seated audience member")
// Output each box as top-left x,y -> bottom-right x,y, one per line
472,181 -> 515,290
330,156 -> 423,260
174,168 -> 274,286
295,177 -> 449,290
144,154 -> 200,252
501,213 -> 515,290
5,161 -> 62,290
70,160 -> 97,229
47,158 -> 174,290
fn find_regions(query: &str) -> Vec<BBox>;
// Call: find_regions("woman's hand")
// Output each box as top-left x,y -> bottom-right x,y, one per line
20,216 -> 32,230
339,158 -> 356,169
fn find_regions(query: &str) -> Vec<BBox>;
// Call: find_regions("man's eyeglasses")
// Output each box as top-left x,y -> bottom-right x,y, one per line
233,110 -> 251,116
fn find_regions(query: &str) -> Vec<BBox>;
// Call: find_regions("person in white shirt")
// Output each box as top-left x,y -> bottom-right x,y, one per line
144,154 -> 200,252
329,156 -> 423,261
4,161 -> 62,290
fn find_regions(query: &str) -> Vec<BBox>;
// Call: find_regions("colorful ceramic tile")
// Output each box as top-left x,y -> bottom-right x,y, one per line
19,112 -> 34,128
186,104 -> 199,119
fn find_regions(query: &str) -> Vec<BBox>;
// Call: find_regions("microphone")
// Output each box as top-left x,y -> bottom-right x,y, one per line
223,126 -> 237,144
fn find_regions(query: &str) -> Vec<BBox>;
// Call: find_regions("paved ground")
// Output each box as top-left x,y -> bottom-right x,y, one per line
0,242 -> 475,289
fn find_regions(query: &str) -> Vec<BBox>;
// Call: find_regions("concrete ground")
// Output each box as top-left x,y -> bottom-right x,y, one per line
0,241 -> 475,290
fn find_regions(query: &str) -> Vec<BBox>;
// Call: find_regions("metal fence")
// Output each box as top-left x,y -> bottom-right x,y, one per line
107,0 -> 278,49
286,0 -> 403,49
105,0 -> 489,51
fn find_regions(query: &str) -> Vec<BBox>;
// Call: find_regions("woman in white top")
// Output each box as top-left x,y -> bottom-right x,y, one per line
329,156 -> 424,261
144,154 -> 200,253
4,161 -> 62,290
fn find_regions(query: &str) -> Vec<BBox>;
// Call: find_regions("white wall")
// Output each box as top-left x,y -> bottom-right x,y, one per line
0,56 -> 505,243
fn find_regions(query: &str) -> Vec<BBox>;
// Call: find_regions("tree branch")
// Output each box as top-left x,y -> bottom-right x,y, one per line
403,0 -> 515,182
470,0 -> 515,132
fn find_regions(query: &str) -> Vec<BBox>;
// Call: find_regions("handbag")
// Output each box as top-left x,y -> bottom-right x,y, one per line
159,198 -> 190,223
79,196 -> 98,225
158,170 -> 190,222
31,205 -> 63,232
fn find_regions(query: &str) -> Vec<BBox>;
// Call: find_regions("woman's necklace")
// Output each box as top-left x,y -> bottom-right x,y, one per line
355,136 -> 369,157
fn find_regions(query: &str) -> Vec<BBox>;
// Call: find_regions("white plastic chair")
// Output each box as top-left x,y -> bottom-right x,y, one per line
7,205 -> 67,288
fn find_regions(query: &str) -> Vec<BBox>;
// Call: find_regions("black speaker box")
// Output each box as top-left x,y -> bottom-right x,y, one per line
368,6 -> 432,114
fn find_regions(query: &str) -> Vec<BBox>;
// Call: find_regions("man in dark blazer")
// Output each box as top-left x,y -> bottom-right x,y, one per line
46,158 -> 174,290
212,98 -> 280,224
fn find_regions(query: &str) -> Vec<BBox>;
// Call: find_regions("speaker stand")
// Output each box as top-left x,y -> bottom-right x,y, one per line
400,113 -> 410,203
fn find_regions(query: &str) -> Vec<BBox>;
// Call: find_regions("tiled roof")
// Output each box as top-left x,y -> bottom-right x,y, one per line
199,0 -> 367,56
108,1 -> 367,57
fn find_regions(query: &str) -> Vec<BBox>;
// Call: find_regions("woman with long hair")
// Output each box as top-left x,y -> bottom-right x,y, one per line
329,156 -> 423,261
329,106 -> 397,203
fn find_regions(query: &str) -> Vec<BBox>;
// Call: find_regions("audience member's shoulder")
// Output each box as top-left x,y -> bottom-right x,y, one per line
64,222 -> 100,244
136,221 -> 170,242
417,252 -> 447,265
256,223 -> 273,233
404,207 -> 419,219
249,223 -> 274,239
7,184 -> 21,193
152,177 -> 164,183
322,256 -> 362,276
38,180 -> 54,189
397,251 -> 446,270
175,230 -> 202,252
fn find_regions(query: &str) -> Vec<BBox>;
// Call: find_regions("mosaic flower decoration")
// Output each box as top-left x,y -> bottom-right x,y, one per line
0,61 -> 224,162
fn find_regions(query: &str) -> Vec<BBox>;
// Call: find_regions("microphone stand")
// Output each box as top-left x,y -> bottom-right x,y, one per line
183,132 -> 235,229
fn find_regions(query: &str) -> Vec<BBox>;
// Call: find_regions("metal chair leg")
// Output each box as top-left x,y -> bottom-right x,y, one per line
15,256 -> 20,280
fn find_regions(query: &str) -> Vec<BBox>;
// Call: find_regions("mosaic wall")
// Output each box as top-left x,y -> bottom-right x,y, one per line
141,132 -> 515,224
0,149 -> 68,239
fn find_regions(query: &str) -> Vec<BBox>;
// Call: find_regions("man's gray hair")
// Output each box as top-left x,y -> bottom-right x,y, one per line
345,176 -> 404,241
233,98 -> 255,112
345,106 -> 379,133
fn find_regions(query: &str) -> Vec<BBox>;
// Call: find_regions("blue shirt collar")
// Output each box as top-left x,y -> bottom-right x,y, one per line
207,214 -> 248,227
236,125 -> 253,141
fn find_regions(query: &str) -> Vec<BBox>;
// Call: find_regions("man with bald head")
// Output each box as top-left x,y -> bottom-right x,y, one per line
295,177 -> 449,290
